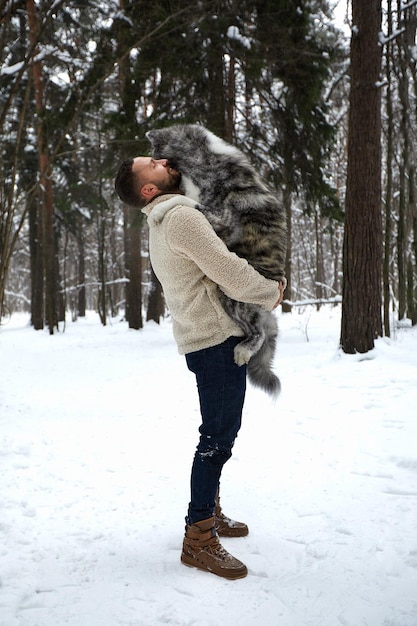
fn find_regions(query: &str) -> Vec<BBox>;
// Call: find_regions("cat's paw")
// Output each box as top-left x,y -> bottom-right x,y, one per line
234,344 -> 252,366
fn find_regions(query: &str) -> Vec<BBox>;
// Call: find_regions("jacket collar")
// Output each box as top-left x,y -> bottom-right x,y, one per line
141,193 -> 183,218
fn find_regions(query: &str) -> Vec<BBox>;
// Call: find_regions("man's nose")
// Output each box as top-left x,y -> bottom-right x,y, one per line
156,159 -> 168,167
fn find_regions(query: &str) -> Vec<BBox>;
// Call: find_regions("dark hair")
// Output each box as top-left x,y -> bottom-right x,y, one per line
114,158 -> 146,208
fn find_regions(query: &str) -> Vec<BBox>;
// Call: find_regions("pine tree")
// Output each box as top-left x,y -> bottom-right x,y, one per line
340,0 -> 383,353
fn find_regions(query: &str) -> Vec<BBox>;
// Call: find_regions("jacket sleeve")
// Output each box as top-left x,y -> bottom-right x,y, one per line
165,206 -> 279,311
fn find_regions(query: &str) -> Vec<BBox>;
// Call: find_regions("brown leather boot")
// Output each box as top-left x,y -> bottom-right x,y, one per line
215,491 -> 249,538
181,517 -> 248,580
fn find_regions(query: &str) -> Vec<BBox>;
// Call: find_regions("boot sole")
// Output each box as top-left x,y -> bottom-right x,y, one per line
181,554 -> 248,580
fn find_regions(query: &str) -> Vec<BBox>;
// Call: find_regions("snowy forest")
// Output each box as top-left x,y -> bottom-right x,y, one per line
2,4 -> 417,623
1,0 -> 417,348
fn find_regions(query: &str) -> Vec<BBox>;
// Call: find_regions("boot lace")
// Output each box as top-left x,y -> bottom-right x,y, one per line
205,538 -> 233,561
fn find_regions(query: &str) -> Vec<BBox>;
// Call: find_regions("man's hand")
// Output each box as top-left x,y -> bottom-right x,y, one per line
273,281 -> 286,309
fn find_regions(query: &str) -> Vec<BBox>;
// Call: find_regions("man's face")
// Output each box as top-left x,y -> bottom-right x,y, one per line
132,157 -> 181,194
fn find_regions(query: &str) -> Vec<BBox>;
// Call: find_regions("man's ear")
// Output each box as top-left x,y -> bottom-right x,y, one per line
141,183 -> 159,200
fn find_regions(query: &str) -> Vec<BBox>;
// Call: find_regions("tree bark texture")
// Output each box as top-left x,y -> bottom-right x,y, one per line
27,0 -> 57,333
340,0 -> 383,353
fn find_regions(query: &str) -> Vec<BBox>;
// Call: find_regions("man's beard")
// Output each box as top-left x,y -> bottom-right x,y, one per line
158,168 -> 181,193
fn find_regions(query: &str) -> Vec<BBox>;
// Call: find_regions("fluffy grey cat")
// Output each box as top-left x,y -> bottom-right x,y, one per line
146,124 -> 287,397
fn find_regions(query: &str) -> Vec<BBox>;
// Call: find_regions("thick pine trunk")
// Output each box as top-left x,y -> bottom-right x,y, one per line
27,0 -> 57,333
118,0 -> 143,329
340,0 -> 383,353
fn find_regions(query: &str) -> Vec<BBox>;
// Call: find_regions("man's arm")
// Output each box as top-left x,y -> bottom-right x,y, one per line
166,205 -> 283,311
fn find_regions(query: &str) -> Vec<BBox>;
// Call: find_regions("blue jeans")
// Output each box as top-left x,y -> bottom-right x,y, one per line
185,337 -> 247,525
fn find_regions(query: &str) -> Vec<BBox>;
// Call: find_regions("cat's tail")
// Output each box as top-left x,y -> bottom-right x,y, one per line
246,310 -> 280,398
247,349 -> 281,398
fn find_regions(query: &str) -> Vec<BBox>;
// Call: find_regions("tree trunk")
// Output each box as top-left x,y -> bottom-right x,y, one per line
382,0 -> 394,337
225,51 -> 236,143
29,195 -> 44,329
413,215 -> 417,325
329,222 -> 341,298
314,205 -> 324,310
118,0 -> 143,329
206,18 -> 226,138
125,206 -> 143,330
407,256 -> 416,325
77,213 -> 86,317
397,98 -> 408,322
97,213 -> 106,326
27,0 -> 57,333
225,0 -> 237,143
340,0 -> 383,353
383,0 -> 393,337
146,267 -> 164,323
407,168 -> 416,323
55,229 -> 65,323
281,179 -> 292,313
396,1 -> 417,322
405,7 -> 417,325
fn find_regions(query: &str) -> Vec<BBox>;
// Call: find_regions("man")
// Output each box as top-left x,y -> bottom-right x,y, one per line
115,157 -> 284,579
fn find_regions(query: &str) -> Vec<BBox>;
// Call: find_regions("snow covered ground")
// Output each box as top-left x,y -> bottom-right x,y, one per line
1,306 -> 417,626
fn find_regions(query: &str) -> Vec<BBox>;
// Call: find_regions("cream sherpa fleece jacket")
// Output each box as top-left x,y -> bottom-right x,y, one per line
142,194 -> 279,355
